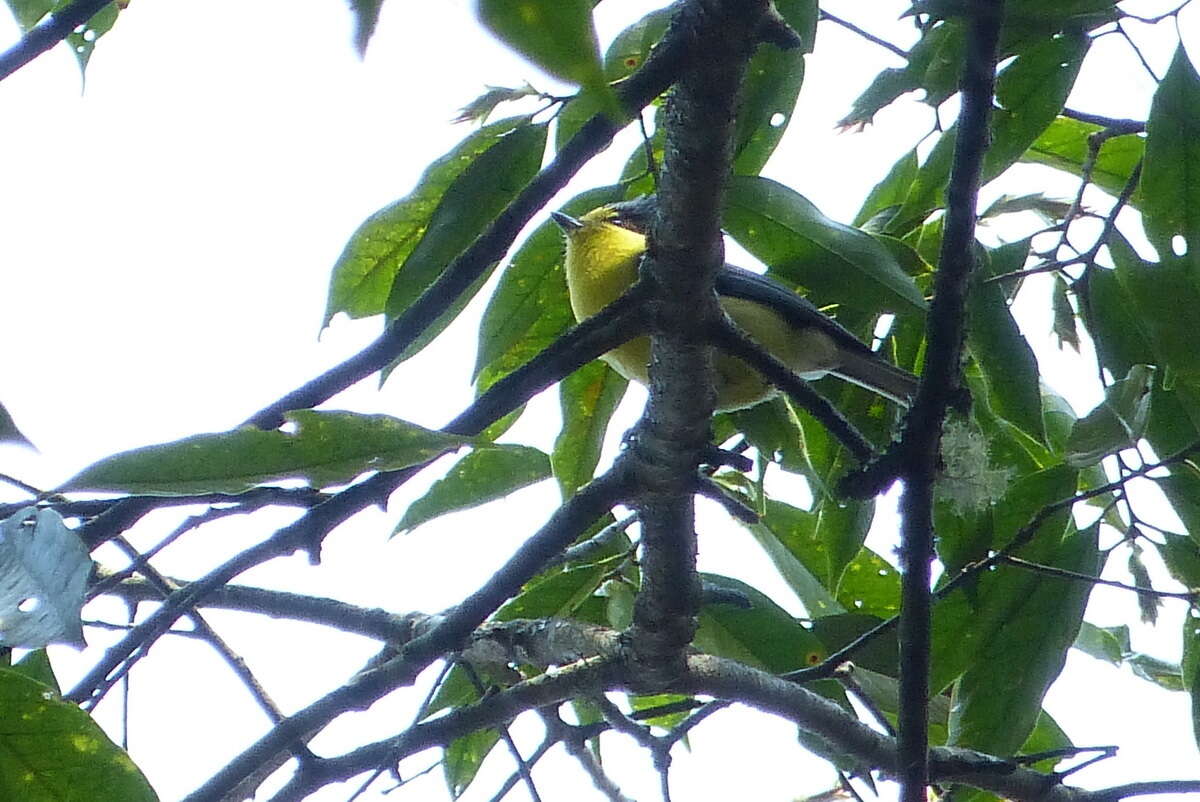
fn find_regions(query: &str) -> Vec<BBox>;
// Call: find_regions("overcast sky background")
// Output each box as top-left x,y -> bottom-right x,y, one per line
0,1 -> 1197,800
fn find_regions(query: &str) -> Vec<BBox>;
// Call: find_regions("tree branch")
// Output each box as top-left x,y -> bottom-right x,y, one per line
0,0 -> 113,82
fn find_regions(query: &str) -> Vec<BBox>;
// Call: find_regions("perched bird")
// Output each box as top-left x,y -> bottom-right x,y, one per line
551,197 -> 918,411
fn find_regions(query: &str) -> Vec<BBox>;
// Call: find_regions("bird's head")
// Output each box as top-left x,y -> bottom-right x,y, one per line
551,196 -> 656,273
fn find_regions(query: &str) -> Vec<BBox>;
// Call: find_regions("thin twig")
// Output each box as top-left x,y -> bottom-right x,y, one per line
819,10 -> 908,59
999,554 -> 1197,600
0,0 -> 113,82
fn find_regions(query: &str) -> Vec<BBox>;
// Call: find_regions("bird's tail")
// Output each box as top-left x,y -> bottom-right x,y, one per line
832,351 -> 919,407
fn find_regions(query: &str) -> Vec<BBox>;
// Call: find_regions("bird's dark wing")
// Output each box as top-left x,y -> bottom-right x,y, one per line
715,264 -> 877,357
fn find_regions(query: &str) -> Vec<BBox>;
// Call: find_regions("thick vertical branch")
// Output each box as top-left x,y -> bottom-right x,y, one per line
623,0 -> 776,689
894,3 -> 1004,799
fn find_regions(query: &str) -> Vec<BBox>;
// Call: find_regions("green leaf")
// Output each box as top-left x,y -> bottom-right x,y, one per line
1022,116 -> 1144,201
1076,264 -> 1155,378
746,498 -> 900,619
889,33 -> 1088,234
947,524 -> 1099,755
0,670 -> 158,802
1184,611 -> 1200,749
393,445 -> 551,535
474,185 -> 626,388
731,39 -> 805,176
444,727 -> 500,799
1073,622 -> 1130,664
695,574 -> 826,673
1065,364 -> 1153,467
552,360 -> 627,498
931,465 -> 1079,691
476,0 -> 617,116
324,117 -> 544,324
61,410 -> 468,495
969,239 -> 1045,442
740,500 -> 841,618
6,1 -> 120,77
0,401 -> 34,449
384,122 -> 547,326
496,563 -> 607,622
854,149 -> 919,229
724,175 -> 928,314
1111,233 -> 1200,377
839,21 -> 963,128
11,650 -> 60,694
553,8 -> 669,151
1161,532 -> 1200,586
1143,45 -> 1200,280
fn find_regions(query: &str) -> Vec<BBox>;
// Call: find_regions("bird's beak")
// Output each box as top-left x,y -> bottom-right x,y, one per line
550,211 -> 582,232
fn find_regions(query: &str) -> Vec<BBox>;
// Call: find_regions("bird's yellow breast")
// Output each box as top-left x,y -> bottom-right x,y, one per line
560,218 -> 840,411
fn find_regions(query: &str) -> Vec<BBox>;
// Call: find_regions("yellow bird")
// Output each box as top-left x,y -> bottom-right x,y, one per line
551,197 -> 918,412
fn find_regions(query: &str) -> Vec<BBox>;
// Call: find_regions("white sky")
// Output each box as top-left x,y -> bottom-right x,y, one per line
1,1 -> 1198,800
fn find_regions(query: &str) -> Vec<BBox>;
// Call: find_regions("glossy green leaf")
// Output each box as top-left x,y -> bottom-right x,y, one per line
1065,364 -> 1153,467
393,445 -> 550,535
1076,264 -> 1155,378
476,0 -> 617,116
1111,233 -> 1200,377
62,410 -> 467,495
1157,469 -> 1200,549
444,727 -> 500,799
931,465 -> 1078,691
1073,622 -> 1131,664
474,185 -> 625,388
948,524 -> 1099,755
384,123 -> 547,323
890,34 -> 1088,235
724,175 -> 927,314
0,670 -> 157,802
10,650 -> 60,694
747,498 -> 900,618
1184,611 -> 1200,749
731,39 -> 805,176
695,574 -> 826,673
496,563 -> 607,622
552,360 -> 627,498
741,500 -> 841,618
554,8 -> 669,152
1161,532 -> 1200,586
725,396 -> 811,477
1130,652 -> 1186,692
969,239 -> 1045,442
810,614 -> 899,677
1143,46 -> 1200,277
854,149 -> 919,229
324,117 -> 544,324
1022,116 -> 1144,201
839,21 -> 962,128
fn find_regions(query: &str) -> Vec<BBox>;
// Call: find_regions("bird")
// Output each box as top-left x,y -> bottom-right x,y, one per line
550,196 -> 919,412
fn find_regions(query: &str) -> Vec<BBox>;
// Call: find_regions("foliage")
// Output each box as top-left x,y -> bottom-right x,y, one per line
1,1 -> 1199,801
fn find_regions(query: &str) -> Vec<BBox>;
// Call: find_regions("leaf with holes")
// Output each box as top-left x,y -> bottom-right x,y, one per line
0,508 -> 89,649
1143,45 -> 1200,281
